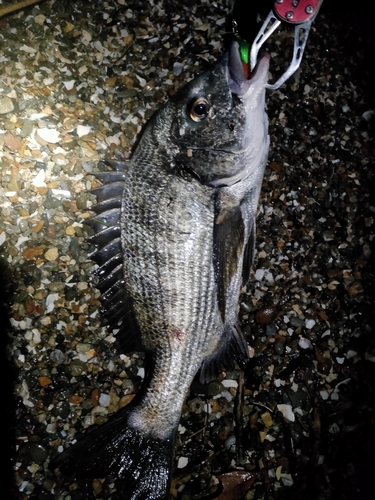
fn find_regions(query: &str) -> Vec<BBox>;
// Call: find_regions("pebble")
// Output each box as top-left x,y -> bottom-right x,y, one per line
69,237 -> 81,260
305,319 -> 316,330
4,133 -> 21,151
274,338 -> 285,355
255,305 -> 279,324
51,401 -> 71,419
207,381 -> 225,397
50,349 -> 66,364
0,96 -> 14,114
224,434 -> 236,453
44,248 -> 59,261
20,443 -> 49,464
20,118 -> 33,138
69,359 -> 87,377
99,393 -> 111,407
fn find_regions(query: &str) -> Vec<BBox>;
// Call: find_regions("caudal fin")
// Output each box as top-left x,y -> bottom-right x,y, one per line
51,407 -> 174,500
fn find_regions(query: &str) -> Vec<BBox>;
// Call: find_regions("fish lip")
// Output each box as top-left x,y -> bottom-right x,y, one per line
228,41 -> 270,97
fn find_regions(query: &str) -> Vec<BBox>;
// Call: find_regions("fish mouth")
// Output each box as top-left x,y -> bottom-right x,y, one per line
228,41 -> 270,97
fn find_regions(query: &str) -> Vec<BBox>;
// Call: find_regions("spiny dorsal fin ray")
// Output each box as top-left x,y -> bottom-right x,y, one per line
89,159 -> 142,352
93,171 -> 127,183
99,159 -> 131,172
88,225 -> 121,245
91,197 -> 122,214
95,263 -> 123,293
91,182 -> 125,203
86,208 -> 121,233
95,253 -> 123,279
99,279 -> 125,305
90,237 -> 122,266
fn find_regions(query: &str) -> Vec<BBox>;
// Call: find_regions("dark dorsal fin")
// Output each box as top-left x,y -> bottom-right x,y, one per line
213,193 -> 245,323
89,159 -> 142,352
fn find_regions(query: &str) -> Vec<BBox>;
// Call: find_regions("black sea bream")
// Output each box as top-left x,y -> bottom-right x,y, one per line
53,41 -> 270,500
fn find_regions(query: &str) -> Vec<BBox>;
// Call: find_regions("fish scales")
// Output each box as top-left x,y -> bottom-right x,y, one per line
123,166 -> 220,435
53,41 -> 270,500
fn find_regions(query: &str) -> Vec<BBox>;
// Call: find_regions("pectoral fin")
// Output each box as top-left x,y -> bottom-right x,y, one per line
242,218 -> 256,287
213,196 -> 245,322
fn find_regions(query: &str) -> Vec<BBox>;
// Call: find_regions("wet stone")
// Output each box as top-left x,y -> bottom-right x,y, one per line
290,316 -> 305,328
224,434 -> 236,453
4,119 -> 16,130
44,196 -> 61,209
69,359 -> 87,377
21,442 -> 48,464
274,338 -> 286,356
207,381 -> 225,398
265,323 -> 278,337
255,305 -> 279,325
51,400 -> 70,419
122,378 -> 135,394
69,237 -> 81,260
47,282 -> 65,292
50,349 -> 66,365
0,96 -> 14,114
20,118 -> 33,138
76,192 -> 88,209
65,286 -> 79,301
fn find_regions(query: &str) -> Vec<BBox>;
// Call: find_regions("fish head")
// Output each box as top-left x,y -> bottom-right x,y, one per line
151,41 -> 270,187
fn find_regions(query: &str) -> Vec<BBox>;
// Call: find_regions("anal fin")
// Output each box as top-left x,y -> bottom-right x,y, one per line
200,322 -> 249,383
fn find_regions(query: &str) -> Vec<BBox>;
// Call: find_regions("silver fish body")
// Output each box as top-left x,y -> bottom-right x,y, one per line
53,42 -> 269,500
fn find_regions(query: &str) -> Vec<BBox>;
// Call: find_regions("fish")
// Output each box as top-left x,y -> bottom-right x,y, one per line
52,41 -> 270,500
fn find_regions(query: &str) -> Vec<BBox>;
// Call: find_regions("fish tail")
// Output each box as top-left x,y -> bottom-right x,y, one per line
51,406 -> 174,500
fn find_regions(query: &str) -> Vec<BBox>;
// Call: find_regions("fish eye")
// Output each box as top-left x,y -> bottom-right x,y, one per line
189,97 -> 210,122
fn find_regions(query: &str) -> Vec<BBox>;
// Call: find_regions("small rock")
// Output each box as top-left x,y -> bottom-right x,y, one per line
69,395 -> 84,404
21,443 -> 48,463
69,237 -> 81,259
305,319 -> 316,330
44,248 -> 58,261
4,133 -> 22,151
207,381 -> 225,397
274,338 -> 285,355
45,226 -> 56,238
255,305 -> 278,325
38,376 -> 52,387
22,246 -> 44,260
122,378 -> 135,395
346,280 -> 364,296
51,400 -> 70,419
20,118 -> 33,138
99,393 -> 111,407
50,349 -> 66,364
224,434 -> 236,453
0,97 -> 14,114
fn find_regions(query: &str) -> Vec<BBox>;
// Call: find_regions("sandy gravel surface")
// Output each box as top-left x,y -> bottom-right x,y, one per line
1,1 -> 374,499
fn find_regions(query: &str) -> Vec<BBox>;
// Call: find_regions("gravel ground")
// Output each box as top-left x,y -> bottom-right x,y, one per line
1,1 -> 374,499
